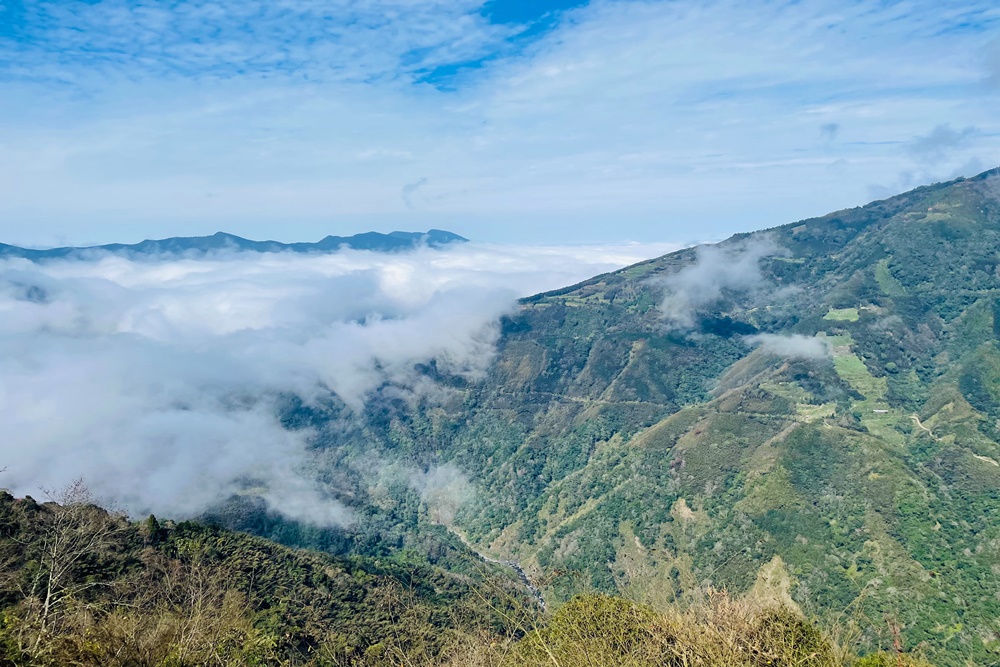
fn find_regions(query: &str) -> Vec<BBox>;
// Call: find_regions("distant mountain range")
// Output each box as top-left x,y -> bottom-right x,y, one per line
0,228 -> 467,260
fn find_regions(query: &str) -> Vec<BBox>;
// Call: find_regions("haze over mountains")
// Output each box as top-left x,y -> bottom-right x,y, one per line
0,229 -> 468,260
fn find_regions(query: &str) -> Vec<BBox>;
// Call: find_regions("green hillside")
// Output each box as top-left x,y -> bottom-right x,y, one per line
0,490 -> 935,666
296,169 -> 1000,666
469,169 -> 1000,664
0,489 -> 526,666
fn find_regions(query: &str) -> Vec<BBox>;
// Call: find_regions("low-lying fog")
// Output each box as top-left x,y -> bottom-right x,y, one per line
0,241 -> 678,523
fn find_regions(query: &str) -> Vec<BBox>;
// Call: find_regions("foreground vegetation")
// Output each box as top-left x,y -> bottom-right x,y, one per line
445,594 -> 935,667
0,487 -> 521,666
0,488 -> 941,666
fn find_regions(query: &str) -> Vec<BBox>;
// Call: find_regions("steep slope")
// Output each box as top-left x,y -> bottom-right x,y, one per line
0,490 -> 524,666
385,169 -> 1000,665
196,170 -> 1000,664
1,493 -> 938,667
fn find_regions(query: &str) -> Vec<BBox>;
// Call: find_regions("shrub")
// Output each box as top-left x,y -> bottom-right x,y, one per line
853,651 -> 936,667
444,591 -> 841,667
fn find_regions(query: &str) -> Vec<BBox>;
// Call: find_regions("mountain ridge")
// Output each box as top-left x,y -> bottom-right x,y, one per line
0,228 -> 468,261
525,168 -> 1000,304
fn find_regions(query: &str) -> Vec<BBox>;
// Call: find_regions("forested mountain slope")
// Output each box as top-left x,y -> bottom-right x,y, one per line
0,489 -> 524,666
342,169 -> 1000,665
190,169 -> 1000,665
0,492 -> 935,667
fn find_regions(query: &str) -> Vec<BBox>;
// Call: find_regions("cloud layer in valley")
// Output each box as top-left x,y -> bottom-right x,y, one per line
0,242 -> 678,523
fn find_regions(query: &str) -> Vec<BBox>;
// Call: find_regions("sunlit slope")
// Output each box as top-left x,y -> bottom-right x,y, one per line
424,169 -> 1000,664
0,492 -> 523,665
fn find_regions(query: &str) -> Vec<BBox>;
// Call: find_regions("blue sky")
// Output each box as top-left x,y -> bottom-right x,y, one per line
1,0 -> 999,246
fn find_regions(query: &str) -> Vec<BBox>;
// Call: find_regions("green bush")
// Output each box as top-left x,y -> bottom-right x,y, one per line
853,651 -> 935,667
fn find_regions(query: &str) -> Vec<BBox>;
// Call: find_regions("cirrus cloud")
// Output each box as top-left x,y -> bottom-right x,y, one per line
1,1 -> 998,246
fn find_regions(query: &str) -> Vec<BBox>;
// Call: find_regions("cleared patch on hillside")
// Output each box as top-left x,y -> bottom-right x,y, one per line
823,332 -> 907,445
824,307 -> 860,322
875,257 -> 908,297
748,555 -> 801,614
611,522 -> 694,608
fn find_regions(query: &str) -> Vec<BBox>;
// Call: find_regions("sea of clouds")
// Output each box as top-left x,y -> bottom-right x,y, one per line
0,241 -> 679,523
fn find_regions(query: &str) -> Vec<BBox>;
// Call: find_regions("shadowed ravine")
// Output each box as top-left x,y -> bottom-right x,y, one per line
448,527 -> 546,611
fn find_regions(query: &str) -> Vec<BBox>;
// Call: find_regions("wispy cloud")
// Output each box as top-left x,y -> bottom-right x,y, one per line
0,0 -> 511,85
983,37 -> 1000,89
655,237 -> 782,328
870,122 -> 986,197
0,241 -> 677,521
744,333 -> 831,360
0,0 -> 998,244
402,177 -> 429,209
906,124 -> 978,164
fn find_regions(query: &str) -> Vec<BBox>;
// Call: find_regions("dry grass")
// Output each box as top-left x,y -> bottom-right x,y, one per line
0,489 -> 936,667
437,591 -> 843,667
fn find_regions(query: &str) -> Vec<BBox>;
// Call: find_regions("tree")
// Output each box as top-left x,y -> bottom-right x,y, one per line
3,479 -> 128,662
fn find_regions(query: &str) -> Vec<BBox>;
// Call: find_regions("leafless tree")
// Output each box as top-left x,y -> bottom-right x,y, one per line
7,479 -> 128,661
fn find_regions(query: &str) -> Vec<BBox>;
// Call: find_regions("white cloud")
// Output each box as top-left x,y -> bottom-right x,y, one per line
744,333 -> 831,360
655,237 -> 781,327
0,242 -> 677,522
1,1 -> 998,245
409,463 -> 473,525
906,124 -> 978,163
